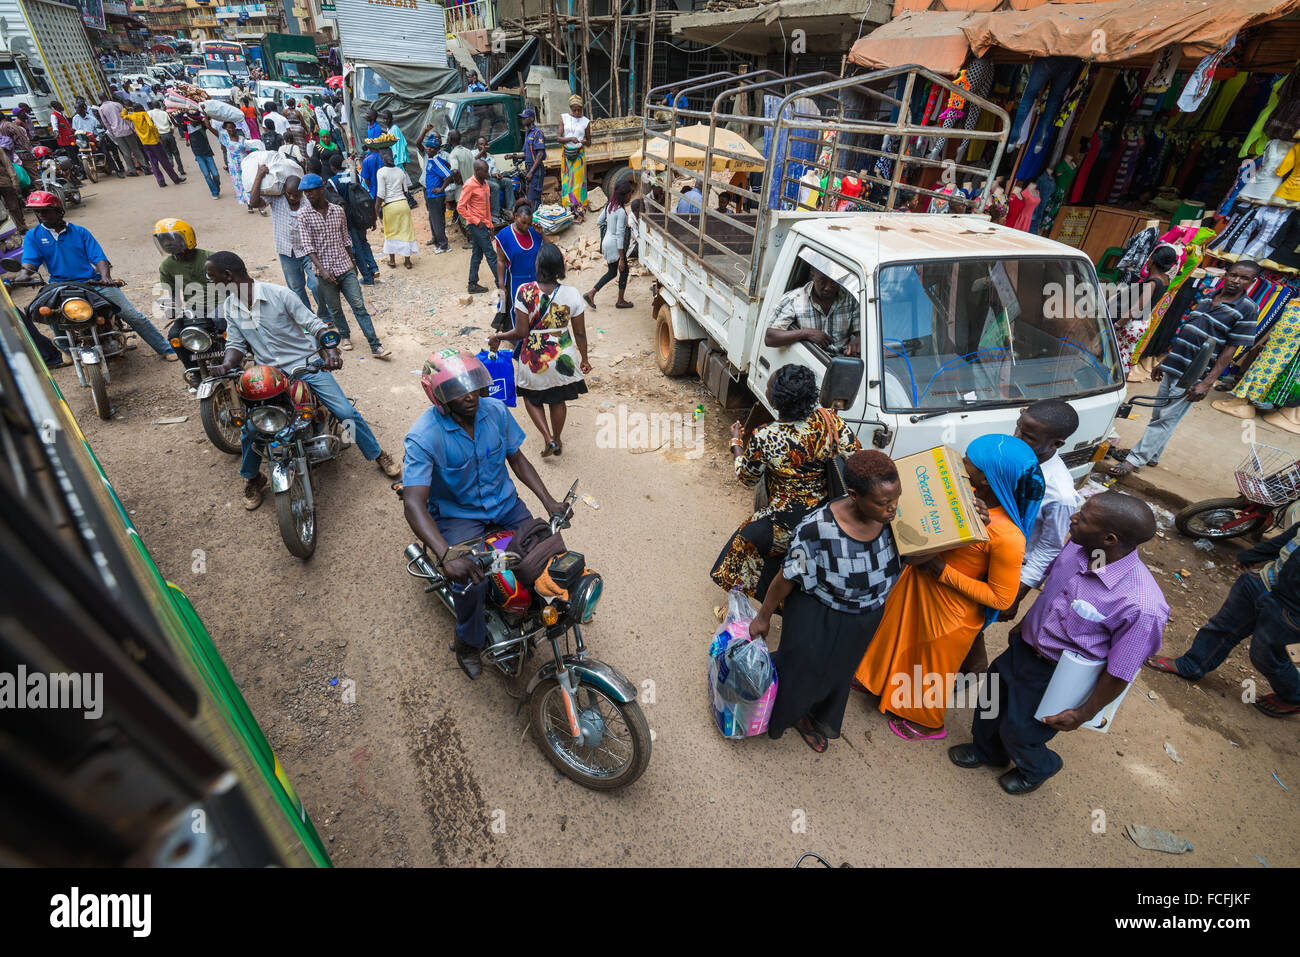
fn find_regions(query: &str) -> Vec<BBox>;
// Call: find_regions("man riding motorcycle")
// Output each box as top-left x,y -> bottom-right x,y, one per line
205,250 -> 401,511
12,190 -> 177,360
401,350 -> 563,678
154,218 -> 224,383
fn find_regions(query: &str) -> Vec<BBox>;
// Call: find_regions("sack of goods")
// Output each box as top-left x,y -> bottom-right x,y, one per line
172,82 -> 209,102
201,98 -> 245,124
163,91 -> 200,113
240,149 -> 303,197
707,589 -> 778,739
532,203 -> 573,235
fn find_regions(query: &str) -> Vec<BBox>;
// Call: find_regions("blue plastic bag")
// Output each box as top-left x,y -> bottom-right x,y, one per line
477,348 -> 517,407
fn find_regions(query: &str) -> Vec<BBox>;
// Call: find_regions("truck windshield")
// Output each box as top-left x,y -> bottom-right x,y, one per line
354,67 -> 393,101
0,63 -> 29,97
877,257 -> 1121,412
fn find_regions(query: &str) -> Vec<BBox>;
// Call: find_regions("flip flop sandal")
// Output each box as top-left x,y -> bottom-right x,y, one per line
1253,693 -> 1300,718
583,292 -> 596,310
541,440 -> 559,457
615,301 -> 634,309
553,438 -> 563,456
1106,446 -> 1131,462
1143,655 -> 1187,678
888,717 -> 947,741
795,722 -> 828,753
1107,461 -> 1139,478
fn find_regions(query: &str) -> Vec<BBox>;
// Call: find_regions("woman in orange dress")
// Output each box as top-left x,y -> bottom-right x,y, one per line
854,434 -> 1045,740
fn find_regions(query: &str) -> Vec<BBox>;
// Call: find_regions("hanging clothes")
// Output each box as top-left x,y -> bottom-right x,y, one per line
1143,46 -> 1180,93
1263,70 -> 1300,142
1270,140 -> 1300,205
1234,300 -> 1300,405
1116,226 -> 1160,275
1238,138 -> 1293,203
1009,187 -> 1040,232
1264,209 -> 1300,270
1069,128 -> 1106,204
1203,73 -> 1249,131
1178,35 -> 1237,112
1218,156 -> 1263,216
1242,74 -> 1288,157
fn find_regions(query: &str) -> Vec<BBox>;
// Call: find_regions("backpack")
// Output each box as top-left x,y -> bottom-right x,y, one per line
344,179 -> 376,231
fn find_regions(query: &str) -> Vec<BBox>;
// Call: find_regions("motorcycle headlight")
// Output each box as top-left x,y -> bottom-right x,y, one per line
248,405 -> 290,435
178,326 -> 213,353
568,573 -> 603,624
61,298 -> 93,323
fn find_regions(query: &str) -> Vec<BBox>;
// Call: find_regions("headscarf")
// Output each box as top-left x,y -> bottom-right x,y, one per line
568,94 -> 583,109
965,434 -> 1045,540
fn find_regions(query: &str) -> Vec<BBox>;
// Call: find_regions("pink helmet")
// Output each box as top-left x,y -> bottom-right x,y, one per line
420,349 -> 492,410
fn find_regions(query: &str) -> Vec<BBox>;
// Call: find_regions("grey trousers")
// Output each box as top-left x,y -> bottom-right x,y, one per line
1125,375 -> 1193,466
110,132 -> 147,171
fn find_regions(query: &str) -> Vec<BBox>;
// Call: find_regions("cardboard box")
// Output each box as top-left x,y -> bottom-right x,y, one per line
891,445 -> 988,557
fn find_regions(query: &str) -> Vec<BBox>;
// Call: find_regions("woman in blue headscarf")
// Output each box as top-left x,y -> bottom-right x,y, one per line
854,434 -> 1044,740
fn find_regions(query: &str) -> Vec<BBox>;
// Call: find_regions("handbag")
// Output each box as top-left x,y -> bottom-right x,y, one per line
404,186 -> 418,209
818,407 -> 848,500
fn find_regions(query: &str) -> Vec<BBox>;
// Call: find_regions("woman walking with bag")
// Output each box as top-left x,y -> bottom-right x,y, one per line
584,179 -> 634,310
487,243 -> 589,457
559,95 -> 590,222
373,147 -> 418,269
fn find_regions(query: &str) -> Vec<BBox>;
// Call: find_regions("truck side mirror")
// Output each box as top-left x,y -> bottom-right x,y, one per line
1175,340 -> 1214,391
820,355 -> 864,411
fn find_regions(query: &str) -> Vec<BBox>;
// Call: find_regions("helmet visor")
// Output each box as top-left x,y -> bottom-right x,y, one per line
154,231 -> 190,256
433,363 -> 493,405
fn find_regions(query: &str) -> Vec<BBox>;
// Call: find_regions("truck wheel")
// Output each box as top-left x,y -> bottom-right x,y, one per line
602,163 -> 634,200
655,303 -> 693,377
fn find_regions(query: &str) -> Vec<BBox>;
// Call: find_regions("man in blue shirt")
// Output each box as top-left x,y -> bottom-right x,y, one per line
422,132 -> 452,253
360,139 -> 385,199
466,71 -> 487,93
13,190 -> 175,359
675,179 -> 703,215
518,108 -> 546,207
364,108 -> 383,140
402,350 -> 562,678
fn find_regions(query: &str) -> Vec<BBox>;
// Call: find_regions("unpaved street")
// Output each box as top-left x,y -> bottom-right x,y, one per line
25,170 -> 1299,867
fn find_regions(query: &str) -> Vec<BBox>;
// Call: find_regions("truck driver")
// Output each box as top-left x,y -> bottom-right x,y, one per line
764,266 -> 860,357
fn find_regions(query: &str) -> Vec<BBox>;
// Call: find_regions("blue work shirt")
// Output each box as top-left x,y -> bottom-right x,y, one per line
366,121 -> 383,139
676,189 -> 703,214
22,223 -> 107,282
523,126 -> 546,172
360,150 -> 384,198
425,152 -> 452,198
467,81 -> 487,93
403,396 -> 527,523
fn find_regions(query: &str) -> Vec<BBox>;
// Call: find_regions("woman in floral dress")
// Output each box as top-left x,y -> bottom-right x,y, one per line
487,243 -> 589,457
219,120 -> 258,212
712,363 -> 861,602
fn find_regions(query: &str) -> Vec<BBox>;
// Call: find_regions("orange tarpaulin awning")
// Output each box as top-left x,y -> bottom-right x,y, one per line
849,0 -> 1300,77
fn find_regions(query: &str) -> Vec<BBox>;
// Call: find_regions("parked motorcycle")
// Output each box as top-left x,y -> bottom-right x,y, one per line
19,278 -> 130,420
1176,443 -> 1300,540
400,479 -> 651,791
159,298 -> 242,453
222,358 -> 348,559
75,130 -> 106,183
34,147 -> 82,208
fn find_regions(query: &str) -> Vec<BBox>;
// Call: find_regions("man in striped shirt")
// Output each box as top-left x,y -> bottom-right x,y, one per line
1111,261 -> 1261,476
950,492 -> 1169,794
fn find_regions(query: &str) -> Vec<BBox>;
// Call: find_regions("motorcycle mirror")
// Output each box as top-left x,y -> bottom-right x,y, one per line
1175,340 -> 1215,392
0,256 -> 23,274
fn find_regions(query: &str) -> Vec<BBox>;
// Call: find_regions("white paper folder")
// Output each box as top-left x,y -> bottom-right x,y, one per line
1033,649 -> 1130,733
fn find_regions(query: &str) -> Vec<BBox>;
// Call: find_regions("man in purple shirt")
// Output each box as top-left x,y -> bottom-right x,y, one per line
950,492 -> 1170,794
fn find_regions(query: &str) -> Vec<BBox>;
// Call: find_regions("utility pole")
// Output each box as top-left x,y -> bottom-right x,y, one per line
644,0 -> 657,115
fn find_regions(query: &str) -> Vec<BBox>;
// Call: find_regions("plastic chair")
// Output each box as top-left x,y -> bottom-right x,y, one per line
1170,201 -> 1205,226
1096,246 -> 1124,283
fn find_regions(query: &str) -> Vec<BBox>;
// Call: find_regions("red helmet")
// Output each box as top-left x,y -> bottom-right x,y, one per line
420,349 -> 492,410
236,364 -> 290,401
25,190 -> 62,210
32,145 -> 52,159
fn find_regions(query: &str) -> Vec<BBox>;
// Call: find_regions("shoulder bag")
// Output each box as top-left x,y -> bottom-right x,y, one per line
818,407 -> 848,501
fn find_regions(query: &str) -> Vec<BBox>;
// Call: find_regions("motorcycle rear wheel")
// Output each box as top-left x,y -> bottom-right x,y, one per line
276,473 -> 317,559
84,158 -> 98,184
1174,497 -> 1270,540
529,678 -> 650,790
200,380 -> 242,454
86,363 -> 111,420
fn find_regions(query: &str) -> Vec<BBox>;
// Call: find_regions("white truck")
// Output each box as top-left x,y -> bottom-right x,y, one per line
640,67 -> 1125,482
0,0 -> 108,126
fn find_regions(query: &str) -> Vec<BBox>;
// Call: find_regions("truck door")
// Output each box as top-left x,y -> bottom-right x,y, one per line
748,243 -> 867,416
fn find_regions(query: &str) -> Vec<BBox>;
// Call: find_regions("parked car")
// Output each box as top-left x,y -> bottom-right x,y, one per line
194,69 -> 237,101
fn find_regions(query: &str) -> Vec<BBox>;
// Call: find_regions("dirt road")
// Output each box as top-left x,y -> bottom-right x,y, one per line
27,171 -> 1298,867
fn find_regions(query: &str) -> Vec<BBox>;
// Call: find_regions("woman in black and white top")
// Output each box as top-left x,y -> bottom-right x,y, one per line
750,449 -> 903,753
584,178 -> 635,310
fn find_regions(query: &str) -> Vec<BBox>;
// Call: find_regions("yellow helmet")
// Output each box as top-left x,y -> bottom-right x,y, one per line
153,218 -> 196,256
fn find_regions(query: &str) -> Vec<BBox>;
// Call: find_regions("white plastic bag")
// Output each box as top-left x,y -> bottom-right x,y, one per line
200,98 -> 244,124
707,589 -> 778,739
241,149 -> 303,197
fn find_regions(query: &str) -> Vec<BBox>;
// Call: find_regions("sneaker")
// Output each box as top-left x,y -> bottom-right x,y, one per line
360,278 -> 374,286
371,346 -> 392,359
164,351 -> 179,361
433,245 -> 449,255
242,474 -> 267,510
374,451 -> 401,478
467,283 -> 489,294
340,339 -> 354,351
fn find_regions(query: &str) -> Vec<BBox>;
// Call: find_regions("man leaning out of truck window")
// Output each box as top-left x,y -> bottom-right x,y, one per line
764,267 -> 860,357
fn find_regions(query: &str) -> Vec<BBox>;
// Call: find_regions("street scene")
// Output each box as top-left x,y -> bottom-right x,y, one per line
0,0 -> 1298,883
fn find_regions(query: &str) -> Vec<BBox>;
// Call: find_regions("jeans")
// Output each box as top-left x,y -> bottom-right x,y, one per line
141,142 -> 182,186
239,369 -> 381,479
467,222 -> 497,286
488,176 -> 516,220
1125,376 -> 1194,467
1009,57 -> 1079,148
98,284 -> 172,356
99,136 -> 125,176
970,634 -> 1064,784
348,225 -> 378,280
159,132 -> 185,174
109,132 -> 147,172
315,268 -> 382,351
278,254 -> 325,317
434,495 -> 534,648
1174,573 -> 1300,703
427,193 -> 448,249
193,153 -> 220,196
593,258 -> 628,293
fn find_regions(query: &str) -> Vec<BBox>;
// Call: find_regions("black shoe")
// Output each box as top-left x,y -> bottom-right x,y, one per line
454,640 -> 482,680
998,767 -> 1052,795
948,743 -> 1009,770
467,283 -> 489,294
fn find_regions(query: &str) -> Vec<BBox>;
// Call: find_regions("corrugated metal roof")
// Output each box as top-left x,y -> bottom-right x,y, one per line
790,213 -> 1087,263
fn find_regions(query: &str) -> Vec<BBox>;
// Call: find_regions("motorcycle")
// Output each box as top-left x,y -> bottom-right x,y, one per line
159,299 -> 242,453
400,479 -> 651,791
222,358 -> 348,559
19,278 -> 130,420
37,153 -> 82,208
1176,443 -> 1300,540
75,130 -> 106,183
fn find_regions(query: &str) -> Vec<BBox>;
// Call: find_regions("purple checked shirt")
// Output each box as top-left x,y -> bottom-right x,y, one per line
1021,541 -> 1170,683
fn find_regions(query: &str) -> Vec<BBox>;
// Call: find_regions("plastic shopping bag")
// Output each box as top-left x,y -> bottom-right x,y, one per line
476,348 -> 517,407
240,149 -> 302,197
201,98 -> 245,124
708,589 -> 778,739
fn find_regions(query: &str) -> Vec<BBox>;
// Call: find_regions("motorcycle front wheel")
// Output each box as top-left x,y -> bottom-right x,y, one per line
276,472 -> 317,559
86,363 -> 111,420
83,158 -> 98,183
529,677 -> 650,790
200,380 -> 242,454
1174,497 -> 1270,540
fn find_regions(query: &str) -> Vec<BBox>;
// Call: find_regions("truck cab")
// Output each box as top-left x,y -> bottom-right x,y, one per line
425,92 -> 523,157
0,51 -> 54,123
